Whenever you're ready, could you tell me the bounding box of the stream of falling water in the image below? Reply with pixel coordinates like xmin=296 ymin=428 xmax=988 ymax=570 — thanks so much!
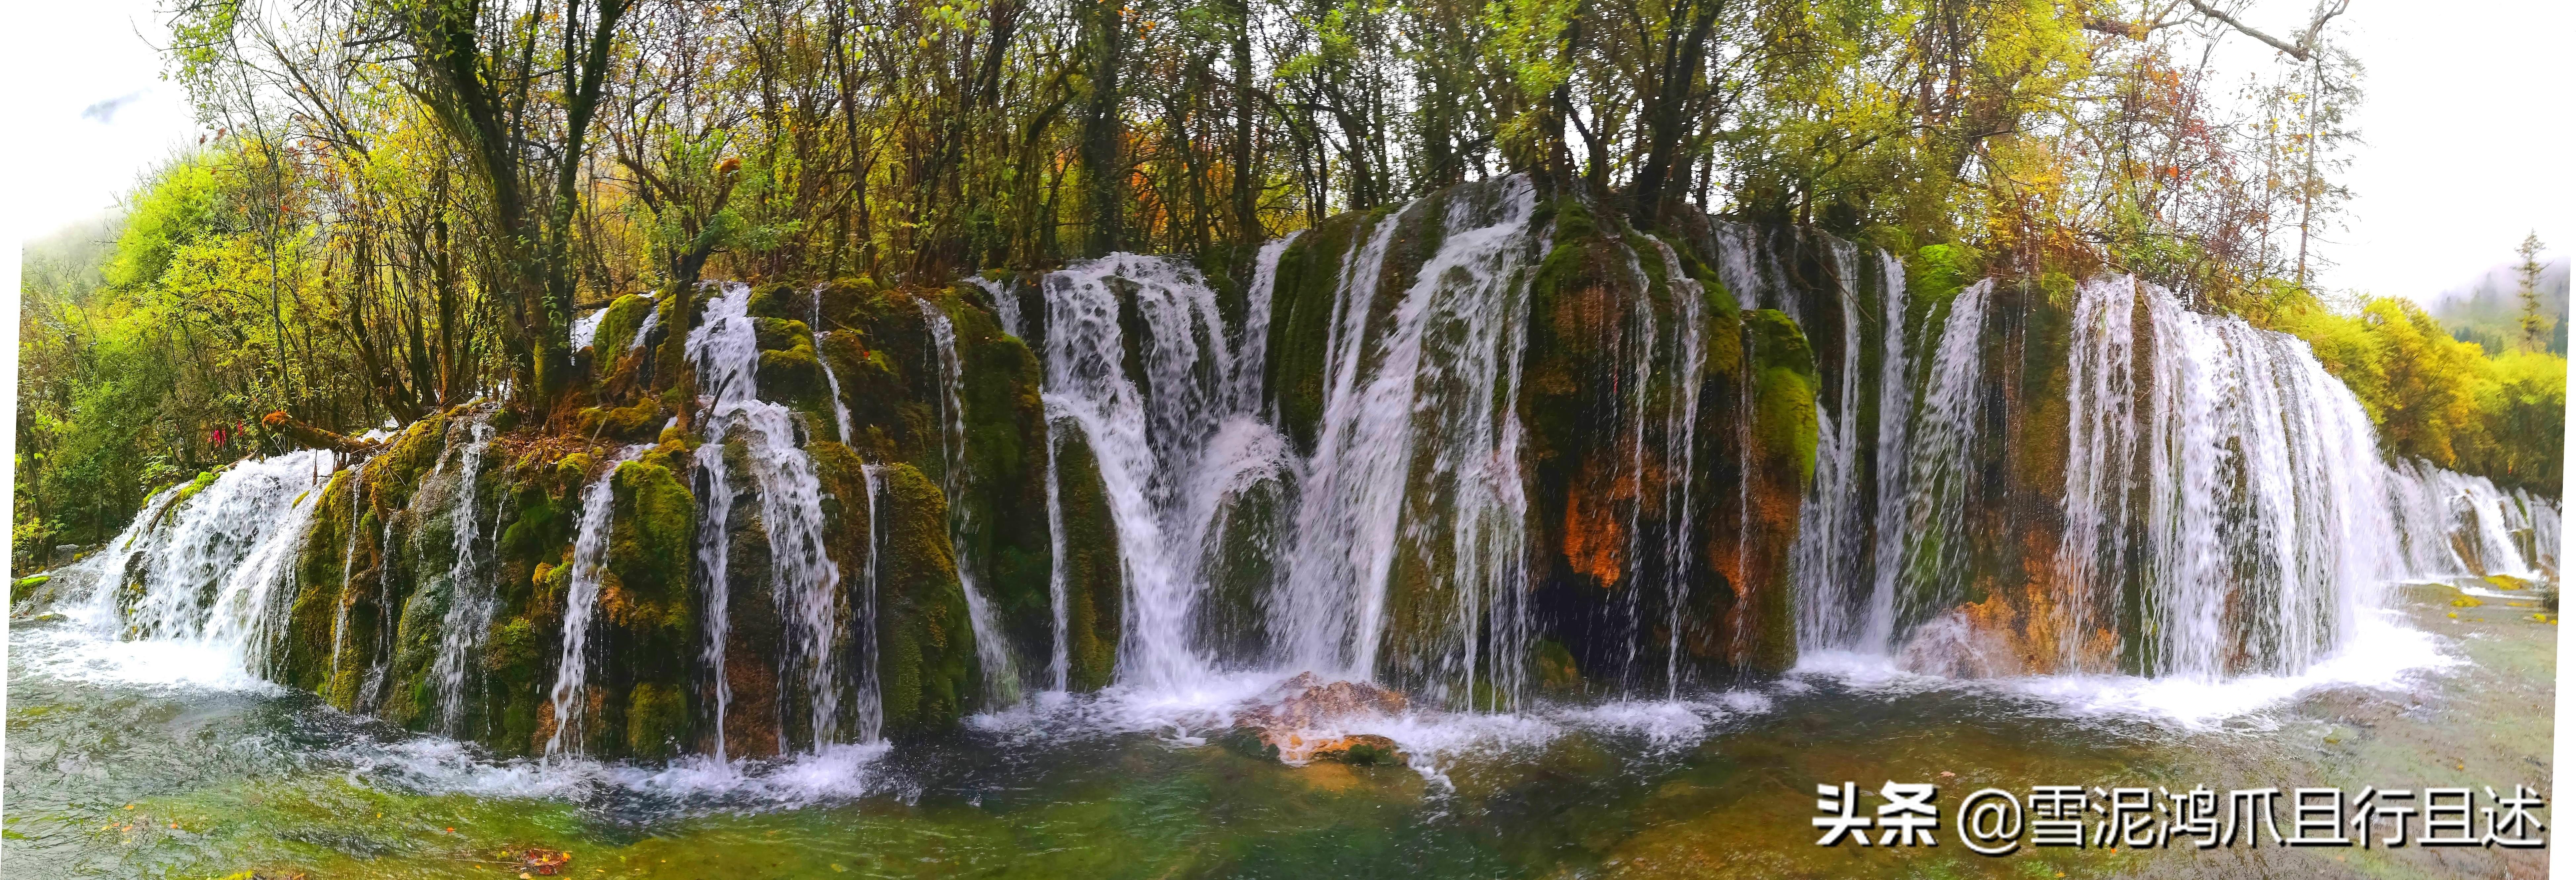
xmin=919 ymin=297 xmax=1026 ymax=705
xmin=1645 ymin=238 xmax=1708 ymax=699
xmin=693 ymin=435 xmax=738 ymax=757
xmin=106 ymin=451 xmax=340 ymax=670
xmin=431 ymin=410 xmax=498 ymax=734
xmin=1038 ymin=254 xmax=1264 ymax=691
xmin=546 ymin=444 xmax=653 ymax=759
xmin=1277 ymin=178 xmax=1541 ymax=696
xmin=1888 ymin=280 xmax=1996 ymax=651
xmin=690 ymin=281 xmax=864 ymax=750
xmin=812 ymin=286 xmax=855 ymax=442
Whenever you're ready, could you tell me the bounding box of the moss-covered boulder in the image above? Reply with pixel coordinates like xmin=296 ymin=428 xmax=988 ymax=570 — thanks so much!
xmin=870 ymin=463 xmax=979 ymax=736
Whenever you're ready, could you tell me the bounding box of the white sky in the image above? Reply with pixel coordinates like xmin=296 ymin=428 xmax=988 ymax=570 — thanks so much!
xmin=6 ymin=0 xmax=199 ymax=247
xmin=2317 ymin=1 xmax=2572 ymax=301
xmin=3 ymin=1 xmax=2568 ymax=302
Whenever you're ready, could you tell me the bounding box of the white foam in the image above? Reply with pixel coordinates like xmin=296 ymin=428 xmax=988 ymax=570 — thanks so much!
xmin=12 ymin=623 xmax=280 ymax=693
xmin=1795 ymin=609 xmax=2461 ymax=730
xmin=348 ymin=735 xmax=897 ymax=807
xmin=1554 ymin=691 xmax=1775 ymax=749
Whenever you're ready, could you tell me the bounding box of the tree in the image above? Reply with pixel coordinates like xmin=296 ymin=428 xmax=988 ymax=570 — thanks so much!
xmin=2517 ymin=231 xmax=2549 ymax=352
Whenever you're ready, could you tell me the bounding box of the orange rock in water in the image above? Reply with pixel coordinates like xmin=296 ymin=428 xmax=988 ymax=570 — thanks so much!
xmin=1231 ymin=674 xmax=1408 ymax=764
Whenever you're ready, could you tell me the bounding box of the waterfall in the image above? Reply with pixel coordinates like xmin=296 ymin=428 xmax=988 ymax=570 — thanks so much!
xmin=1888 ymin=281 xmax=1995 ymax=644
xmin=431 ymin=411 xmax=498 ymax=733
xmin=694 ymin=436 xmax=738 ymax=757
xmin=1041 ymin=419 xmax=1072 ymax=692
xmin=2388 ymin=457 xmax=2558 ymax=579
xmin=77 ymin=482 xmax=188 ymax=628
xmin=813 ymin=287 xmax=856 ymax=442
xmin=968 ymin=276 xmax=1024 ymax=340
xmin=2056 ymin=277 xmax=2140 ymax=670
xmin=2050 ymin=278 xmax=2418 ymax=678
xmin=547 ymin=443 xmax=653 ymax=758
xmin=688 ymin=281 xmax=859 ymax=749
xmin=1787 ymin=238 xmax=1869 ymax=654
xmin=571 ymin=308 xmax=607 ymax=350
xmin=1646 ymin=238 xmax=1708 ymax=698
xmin=853 ymin=463 xmax=887 ymax=741
xmin=918 ymin=297 xmax=1025 ymax=705
xmin=629 ymin=301 xmax=663 ymax=352
xmin=1037 ymin=253 xmax=1270 ymax=691
xmin=109 ymin=451 xmax=339 ymax=671
xmin=1236 ymin=232 xmax=1302 ymax=409
xmin=1863 ymin=250 xmax=1913 ymax=653
xmin=1277 ymin=178 xmax=1540 ymax=695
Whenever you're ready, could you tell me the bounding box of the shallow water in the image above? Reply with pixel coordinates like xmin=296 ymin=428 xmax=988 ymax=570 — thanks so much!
xmin=5 ymin=582 xmax=2551 ymax=879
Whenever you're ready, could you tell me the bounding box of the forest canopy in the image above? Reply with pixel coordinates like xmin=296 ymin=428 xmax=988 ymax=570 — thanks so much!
xmin=15 ymin=0 xmax=2565 ymax=564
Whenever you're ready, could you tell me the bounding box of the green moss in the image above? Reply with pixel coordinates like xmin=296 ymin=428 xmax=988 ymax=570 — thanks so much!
xmin=606 ymin=460 xmax=696 ymax=608
xmin=1909 ymin=243 xmax=1981 ymax=317
xmin=745 ymin=283 xmax=803 ymax=322
xmin=166 ymin=470 xmax=218 ymax=511
xmin=365 ymin=411 xmax=452 ymax=513
xmin=871 ymin=463 xmax=978 ymax=734
xmin=623 ymin=682 xmax=687 ymax=759
xmin=276 ymin=468 xmax=361 ymax=690
xmin=1262 ymin=210 xmax=1372 ymax=450
xmin=1746 ymin=309 xmax=1821 ymax=484
xmin=1051 ymin=433 xmax=1124 ymax=691
xmin=554 ymin=453 xmax=594 ymax=487
xmin=377 ymin=573 xmax=453 ymax=731
xmin=922 ymin=287 xmax=1057 ymax=671
xmin=573 ymin=397 xmax=667 ymax=443
xmin=591 ymin=293 xmax=654 ymax=354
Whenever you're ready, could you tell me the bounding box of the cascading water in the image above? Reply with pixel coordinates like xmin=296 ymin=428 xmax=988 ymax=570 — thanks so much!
xmin=968 ymin=275 xmax=1024 ymax=341
xmin=41 ymin=176 xmax=2568 ymax=804
xmin=1778 ymin=237 xmax=1870 ymax=655
xmin=1276 ymin=178 xmax=1541 ymax=698
xmin=1887 ymin=280 xmax=1996 ymax=650
xmin=2388 ymin=457 xmax=2559 ymax=579
xmin=1038 ymin=253 xmax=1283 ymax=691
xmin=1041 ymin=421 xmax=1073 ymax=693
xmin=1644 ymin=238 xmax=1709 ymax=698
xmin=77 ymin=482 xmax=188 ymax=630
xmin=919 ymin=297 xmax=1026 ymax=705
xmin=100 ymin=450 xmax=341 ymax=671
xmin=629 ymin=301 xmax=663 ymax=352
xmin=430 ymin=411 xmax=498 ymax=733
xmin=1864 ymin=250 xmax=1914 ymax=655
xmin=813 ymin=287 xmax=856 ymax=442
xmin=546 ymin=444 xmax=652 ymax=758
xmin=570 ymin=309 xmax=607 ymax=350
xmin=695 ymin=435 xmax=739 ymax=757
xmin=2049 ymin=277 xmax=2542 ymax=678
xmin=689 ymin=281 xmax=864 ymax=749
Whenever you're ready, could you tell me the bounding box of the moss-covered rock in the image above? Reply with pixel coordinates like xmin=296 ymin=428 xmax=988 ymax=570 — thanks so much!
xmin=871 ymin=463 xmax=978 ymax=736
xmin=592 ymin=293 xmax=655 ymax=355
xmin=1051 ymin=431 xmax=1124 ymax=691
xmin=1515 ymin=190 xmax=1813 ymax=690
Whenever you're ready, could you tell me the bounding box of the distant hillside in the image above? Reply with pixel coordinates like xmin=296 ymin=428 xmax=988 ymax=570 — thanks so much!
xmin=2429 ymin=256 xmax=2570 ymax=356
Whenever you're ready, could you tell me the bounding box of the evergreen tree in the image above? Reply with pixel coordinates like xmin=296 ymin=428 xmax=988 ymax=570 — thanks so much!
xmin=2518 ymin=231 xmax=2550 ymax=352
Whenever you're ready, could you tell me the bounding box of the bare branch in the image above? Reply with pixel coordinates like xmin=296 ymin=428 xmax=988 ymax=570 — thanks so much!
xmin=2179 ymin=0 xmax=2348 ymax=62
